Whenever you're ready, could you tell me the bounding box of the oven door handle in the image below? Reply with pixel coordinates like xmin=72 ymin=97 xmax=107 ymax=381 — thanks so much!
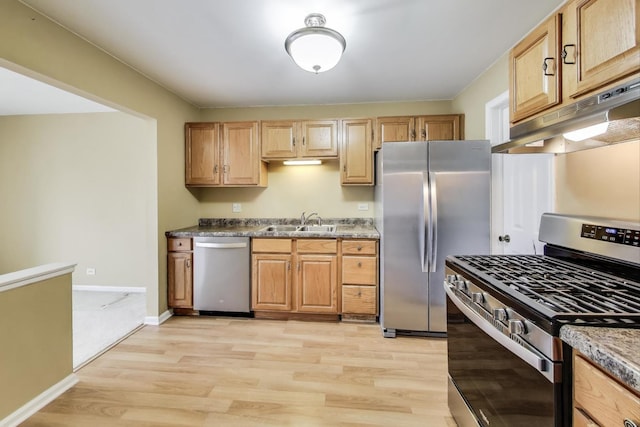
xmin=444 ymin=282 xmax=558 ymax=383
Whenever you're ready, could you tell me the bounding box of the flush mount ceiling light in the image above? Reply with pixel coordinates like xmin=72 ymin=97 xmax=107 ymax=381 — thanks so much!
xmin=284 ymin=13 xmax=346 ymax=74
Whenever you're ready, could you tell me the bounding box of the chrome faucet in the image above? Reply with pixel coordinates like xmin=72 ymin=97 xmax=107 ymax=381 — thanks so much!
xmin=300 ymin=211 xmax=321 ymax=225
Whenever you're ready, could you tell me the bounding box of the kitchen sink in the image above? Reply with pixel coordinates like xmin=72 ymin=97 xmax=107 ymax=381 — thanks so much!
xmin=297 ymin=225 xmax=336 ymax=232
xmin=259 ymin=224 xmax=336 ymax=233
xmin=259 ymin=225 xmax=300 ymax=232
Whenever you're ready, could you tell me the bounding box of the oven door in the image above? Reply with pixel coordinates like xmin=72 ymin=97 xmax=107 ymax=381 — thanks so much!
xmin=445 ymin=284 xmax=565 ymax=427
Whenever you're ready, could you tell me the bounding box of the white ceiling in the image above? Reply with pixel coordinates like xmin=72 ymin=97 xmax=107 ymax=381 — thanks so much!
xmin=12 ymin=0 xmax=565 ymax=110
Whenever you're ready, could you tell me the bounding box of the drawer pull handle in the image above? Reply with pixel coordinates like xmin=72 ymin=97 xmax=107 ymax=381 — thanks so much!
xmin=625 ymin=420 xmax=638 ymax=427
xmin=178 ymin=242 xmax=183 ymax=246
xmin=357 ymin=262 xmax=362 ymax=267
xmin=357 ymin=246 xmax=362 ymax=251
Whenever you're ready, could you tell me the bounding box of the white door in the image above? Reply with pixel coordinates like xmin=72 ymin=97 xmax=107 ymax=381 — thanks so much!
xmin=486 ymin=92 xmax=555 ymax=255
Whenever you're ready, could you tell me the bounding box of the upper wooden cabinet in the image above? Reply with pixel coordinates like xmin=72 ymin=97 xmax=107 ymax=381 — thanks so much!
xmin=510 ymin=0 xmax=639 ymax=124
xmin=185 ymin=121 xmax=267 ymax=187
xmin=261 ymin=120 xmax=338 ymax=160
xmin=376 ymin=114 xmax=464 ymax=149
xmin=510 ymin=14 xmax=562 ymax=123
xmin=567 ymin=0 xmax=640 ymax=98
xmin=340 ymin=118 xmax=374 ymax=186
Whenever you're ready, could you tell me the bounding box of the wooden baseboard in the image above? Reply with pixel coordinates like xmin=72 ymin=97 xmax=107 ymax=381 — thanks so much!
xmin=341 ymin=313 xmax=378 ymax=323
xmin=253 ymin=311 xmax=340 ymax=322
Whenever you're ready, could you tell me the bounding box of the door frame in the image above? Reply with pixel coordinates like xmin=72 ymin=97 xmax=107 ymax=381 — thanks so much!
xmin=486 ymin=91 xmax=509 ymax=254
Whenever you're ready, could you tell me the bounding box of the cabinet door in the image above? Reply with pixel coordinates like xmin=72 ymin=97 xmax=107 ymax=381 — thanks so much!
xmin=300 ymin=120 xmax=339 ymax=158
xmin=261 ymin=120 xmax=297 ymax=159
xmin=340 ymin=119 xmax=373 ymax=185
xmin=510 ymin=14 xmax=561 ymax=123
xmin=377 ymin=116 xmax=415 ymax=148
xmin=573 ymin=0 xmax=640 ymax=97
xmin=185 ymin=123 xmax=220 ymax=186
xmin=252 ymin=254 xmax=292 ymax=311
xmin=296 ymin=254 xmax=338 ymax=313
xmin=222 ymin=121 xmax=263 ymax=185
xmin=167 ymin=252 xmax=193 ymax=308
xmin=416 ymin=114 xmax=464 ymax=140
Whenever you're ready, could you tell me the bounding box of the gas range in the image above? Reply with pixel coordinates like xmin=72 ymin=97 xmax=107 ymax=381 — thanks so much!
xmin=444 ymin=213 xmax=640 ymax=427
xmin=447 ymin=253 xmax=640 ymax=334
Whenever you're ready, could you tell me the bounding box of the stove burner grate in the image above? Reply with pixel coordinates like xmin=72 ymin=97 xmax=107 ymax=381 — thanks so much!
xmin=454 ymin=255 xmax=640 ymax=316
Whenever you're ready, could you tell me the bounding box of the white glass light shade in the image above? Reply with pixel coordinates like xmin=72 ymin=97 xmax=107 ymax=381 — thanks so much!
xmin=563 ymin=122 xmax=609 ymax=141
xmin=285 ymin=14 xmax=346 ymax=74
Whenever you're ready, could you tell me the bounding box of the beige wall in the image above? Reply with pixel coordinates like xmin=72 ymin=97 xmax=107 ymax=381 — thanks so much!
xmin=0 ymin=273 xmax=73 ymax=419
xmin=0 ymin=0 xmax=202 ymax=316
xmin=554 ymin=141 xmax=640 ymax=221
xmin=0 ymin=113 xmax=153 ymax=288
xmin=452 ymin=53 xmax=509 ymax=139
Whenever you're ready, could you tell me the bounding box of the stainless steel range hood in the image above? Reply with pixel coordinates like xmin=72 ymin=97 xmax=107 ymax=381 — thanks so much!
xmin=493 ymin=78 xmax=640 ymax=154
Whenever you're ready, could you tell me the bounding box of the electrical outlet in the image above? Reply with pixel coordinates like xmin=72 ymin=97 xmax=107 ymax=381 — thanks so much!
xmin=86 ymin=267 xmax=96 ymax=276
xmin=358 ymin=203 xmax=369 ymax=211
xmin=232 ymin=203 xmax=242 ymax=213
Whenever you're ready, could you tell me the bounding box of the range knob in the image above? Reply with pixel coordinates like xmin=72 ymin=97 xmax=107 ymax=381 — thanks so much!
xmin=508 ymin=320 xmax=526 ymax=335
xmin=471 ymin=292 xmax=484 ymax=304
xmin=445 ymin=274 xmax=457 ymax=283
xmin=455 ymin=280 xmax=468 ymax=292
xmin=493 ymin=308 xmax=508 ymax=322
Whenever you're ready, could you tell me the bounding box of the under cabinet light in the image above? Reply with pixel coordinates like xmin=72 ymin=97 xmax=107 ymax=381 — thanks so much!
xmin=283 ymin=159 xmax=322 ymax=166
xmin=563 ymin=122 xmax=609 ymax=141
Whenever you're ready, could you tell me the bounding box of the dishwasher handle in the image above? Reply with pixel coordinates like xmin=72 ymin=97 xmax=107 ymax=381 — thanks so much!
xmin=195 ymin=242 xmax=248 ymax=249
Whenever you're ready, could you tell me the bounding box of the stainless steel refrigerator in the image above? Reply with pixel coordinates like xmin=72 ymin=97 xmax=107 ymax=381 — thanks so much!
xmin=374 ymin=140 xmax=491 ymax=337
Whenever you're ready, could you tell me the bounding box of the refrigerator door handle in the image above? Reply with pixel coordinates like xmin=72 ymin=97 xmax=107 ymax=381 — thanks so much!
xmin=420 ymin=172 xmax=428 ymax=273
xmin=428 ymin=171 xmax=438 ymax=272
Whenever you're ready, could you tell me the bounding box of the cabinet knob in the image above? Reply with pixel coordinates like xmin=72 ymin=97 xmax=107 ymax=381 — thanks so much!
xmin=357 ymin=246 xmax=362 ymax=251
xmin=357 ymin=262 xmax=362 ymax=267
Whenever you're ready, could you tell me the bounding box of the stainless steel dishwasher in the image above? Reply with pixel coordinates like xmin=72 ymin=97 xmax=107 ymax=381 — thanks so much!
xmin=193 ymin=236 xmax=250 ymax=313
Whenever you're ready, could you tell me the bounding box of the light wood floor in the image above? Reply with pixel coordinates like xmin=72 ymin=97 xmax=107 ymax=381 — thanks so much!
xmin=23 ymin=316 xmax=455 ymax=426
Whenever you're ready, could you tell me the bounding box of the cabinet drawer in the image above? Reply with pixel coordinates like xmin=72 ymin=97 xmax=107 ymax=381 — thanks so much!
xmin=342 ymin=285 xmax=377 ymax=314
xmin=342 ymin=256 xmax=377 ymax=285
xmin=296 ymin=239 xmax=337 ymax=254
xmin=252 ymin=238 xmax=292 ymax=253
xmin=168 ymin=238 xmax=192 ymax=251
xmin=574 ymin=354 xmax=640 ymax=427
xmin=342 ymin=240 xmax=377 ymax=255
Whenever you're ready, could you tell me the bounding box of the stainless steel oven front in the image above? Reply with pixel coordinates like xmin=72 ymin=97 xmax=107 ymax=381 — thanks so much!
xmin=444 ymin=269 xmax=570 ymax=427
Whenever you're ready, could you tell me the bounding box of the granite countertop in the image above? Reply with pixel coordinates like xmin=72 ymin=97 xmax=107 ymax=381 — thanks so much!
xmin=165 ymin=218 xmax=380 ymax=240
xmin=560 ymin=325 xmax=640 ymax=392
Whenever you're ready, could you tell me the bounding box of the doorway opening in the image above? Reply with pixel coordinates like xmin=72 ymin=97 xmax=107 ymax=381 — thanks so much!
xmin=486 ymin=91 xmax=555 ymax=255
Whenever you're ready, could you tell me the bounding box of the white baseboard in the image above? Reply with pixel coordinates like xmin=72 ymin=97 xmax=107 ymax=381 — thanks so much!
xmin=73 ymin=285 xmax=146 ymax=293
xmin=144 ymin=309 xmax=172 ymax=326
xmin=0 ymin=373 xmax=78 ymax=427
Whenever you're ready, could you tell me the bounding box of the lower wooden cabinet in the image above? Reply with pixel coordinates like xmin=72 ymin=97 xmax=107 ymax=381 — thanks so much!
xmin=340 ymin=240 xmax=378 ymax=319
xmin=252 ymin=238 xmax=338 ymax=315
xmin=573 ymin=350 xmax=640 ymax=427
xmin=167 ymin=238 xmax=193 ymax=309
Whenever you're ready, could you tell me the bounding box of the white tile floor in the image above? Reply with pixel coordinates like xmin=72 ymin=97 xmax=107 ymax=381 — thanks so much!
xmin=72 ymin=290 xmax=146 ymax=369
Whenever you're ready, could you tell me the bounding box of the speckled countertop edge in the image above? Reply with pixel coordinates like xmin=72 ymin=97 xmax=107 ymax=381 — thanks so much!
xmin=165 ymin=218 xmax=380 ymax=240
xmin=560 ymin=325 xmax=640 ymax=392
